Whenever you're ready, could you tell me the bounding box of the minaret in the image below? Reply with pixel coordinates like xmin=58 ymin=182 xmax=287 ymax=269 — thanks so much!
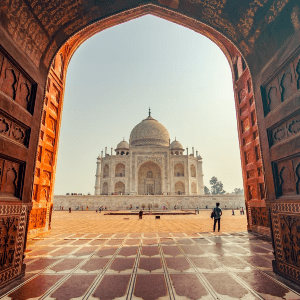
xmin=94 ymin=155 xmax=101 ymax=195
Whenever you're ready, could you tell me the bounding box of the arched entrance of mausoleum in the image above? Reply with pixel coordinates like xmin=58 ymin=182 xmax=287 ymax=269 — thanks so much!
xmin=138 ymin=161 xmax=162 ymax=195
xmin=0 ymin=0 xmax=299 ymax=287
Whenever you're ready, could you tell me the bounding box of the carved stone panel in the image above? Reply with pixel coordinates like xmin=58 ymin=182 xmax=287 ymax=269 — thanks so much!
xmin=0 ymin=204 xmax=27 ymax=288
xmin=137 ymin=156 xmax=163 ymax=167
xmin=273 ymin=155 xmax=300 ymax=197
xmin=251 ymin=207 xmax=269 ymax=227
xmin=271 ymin=203 xmax=300 ymax=282
xmin=268 ymin=112 xmax=300 ymax=146
xmin=0 ymin=111 xmax=30 ymax=147
xmin=28 ymin=208 xmax=47 ymax=231
xmin=279 ymin=214 xmax=300 ymax=268
xmin=261 ymin=51 xmax=300 ymax=117
xmin=0 ymin=47 xmax=36 ymax=114
xmin=0 ymin=156 xmax=25 ymax=199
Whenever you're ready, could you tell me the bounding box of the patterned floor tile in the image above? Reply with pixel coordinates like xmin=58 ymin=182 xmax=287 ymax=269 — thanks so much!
xmin=134 ymin=274 xmax=168 ymax=300
xmin=80 ymin=258 xmax=110 ymax=272
xmin=7 ymin=275 xmax=64 ymax=300
xmin=139 ymin=258 xmax=162 ymax=272
xmin=50 ymin=275 xmax=96 ymax=300
xmin=190 ymin=257 xmax=221 ymax=271
xmin=171 ymin=274 xmax=209 ymax=299
xmin=162 ymin=246 xmax=182 ymax=257
xmin=49 ymin=258 xmax=84 ymax=272
xmin=96 ymin=247 xmax=118 ymax=257
xmin=92 ymin=275 xmax=131 ymax=300
xmin=72 ymin=246 xmax=98 ymax=256
xmin=109 ymin=258 xmax=135 ymax=273
xmin=26 ymin=258 xmax=58 ymax=272
xmin=118 ymin=246 xmax=138 ymax=257
xmin=165 ymin=257 xmax=192 ymax=272
xmin=204 ymin=272 xmax=254 ymax=299
xmin=141 ymin=246 xmax=159 ymax=257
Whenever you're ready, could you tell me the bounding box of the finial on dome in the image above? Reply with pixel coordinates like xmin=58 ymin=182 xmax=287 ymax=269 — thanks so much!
xmin=149 ymin=107 xmax=151 ymax=117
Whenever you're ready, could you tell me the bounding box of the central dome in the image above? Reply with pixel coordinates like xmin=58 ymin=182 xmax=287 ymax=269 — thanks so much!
xmin=130 ymin=115 xmax=170 ymax=147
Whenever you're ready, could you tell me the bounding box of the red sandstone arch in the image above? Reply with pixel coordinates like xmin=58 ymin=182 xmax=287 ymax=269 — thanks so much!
xmin=32 ymin=3 xmax=266 ymax=243
xmin=34 ymin=6 xmax=265 ymax=237
xmin=1 ymin=0 xmax=299 ymax=286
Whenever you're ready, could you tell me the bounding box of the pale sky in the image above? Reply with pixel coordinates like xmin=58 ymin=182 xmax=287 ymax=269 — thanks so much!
xmin=54 ymin=15 xmax=243 ymax=195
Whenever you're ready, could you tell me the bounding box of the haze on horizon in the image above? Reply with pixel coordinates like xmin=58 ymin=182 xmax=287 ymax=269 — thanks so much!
xmin=54 ymin=15 xmax=244 ymax=195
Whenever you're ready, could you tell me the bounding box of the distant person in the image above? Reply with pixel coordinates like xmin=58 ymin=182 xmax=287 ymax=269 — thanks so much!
xmin=197 ymin=207 xmax=199 ymax=214
xmin=139 ymin=210 xmax=143 ymax=219
xmin=69 ymin=207 xmax=71 ymax=213
xmin=212 ymin=202 xmax=222 ymax=232
xmin=242 ymin=207 xmax=245 ymax=215
xmin=62 ymin=206 xmax=63 ymax=211
xmin=232 ymin=209 xmax=235 ymax=216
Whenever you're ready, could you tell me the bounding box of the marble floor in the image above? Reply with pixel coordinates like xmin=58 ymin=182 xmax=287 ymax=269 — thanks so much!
xmin=1 ymin=211 xmax=300 ymax=299
xmin=1 ymin=231 xmax=300 ymax=299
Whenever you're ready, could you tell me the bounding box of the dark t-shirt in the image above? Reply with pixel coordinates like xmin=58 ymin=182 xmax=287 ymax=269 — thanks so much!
xmin=214 ymin=207 xmax=222 ymax=219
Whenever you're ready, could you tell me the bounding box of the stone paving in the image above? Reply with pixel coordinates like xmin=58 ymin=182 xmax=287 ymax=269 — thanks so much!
xmin=1 ymin=211 xmax=300 ymax=299
xmin=47 ymin=210 xmax=248 ymax=234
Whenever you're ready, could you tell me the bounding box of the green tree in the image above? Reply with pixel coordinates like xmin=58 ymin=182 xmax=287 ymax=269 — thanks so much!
xmin=204 ymin=186 xmax=210 ymax=195
xmin=233 ymin=188 xmax=244 ymax=194
xmin=209 ymin=176 xmax=226 ymax=194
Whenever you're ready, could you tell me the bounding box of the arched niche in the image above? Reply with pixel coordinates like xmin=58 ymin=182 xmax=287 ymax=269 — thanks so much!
xmin=103 ymin=164 xmax=109 ymax=178
xmin=174 ymin=163 xmax=184 ymax=177
xmin=115 ymin=163 xmax=125 ymax=177
xmin=175 ymin=181 xmax=185 ymax=195
xmin=138 ymin=161 xmax=161 ymax=195
xmin=115 ymin=181 xmax=125 ymax=195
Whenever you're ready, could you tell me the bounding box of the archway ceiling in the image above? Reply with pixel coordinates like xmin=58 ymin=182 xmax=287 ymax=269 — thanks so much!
xmin=1 ymin=0 xmax=298 ymax=72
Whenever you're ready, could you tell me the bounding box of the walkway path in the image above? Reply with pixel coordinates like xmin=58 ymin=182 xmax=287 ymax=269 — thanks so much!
xmin=1 ymin=211 xmax=300 ymax=299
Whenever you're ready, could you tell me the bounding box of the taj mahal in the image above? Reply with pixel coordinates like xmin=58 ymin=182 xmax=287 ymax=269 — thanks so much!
xmin=54 ymin=110 xmax=245 ymax=210
xmin=94 ymin=110 xmax=204 ymax=196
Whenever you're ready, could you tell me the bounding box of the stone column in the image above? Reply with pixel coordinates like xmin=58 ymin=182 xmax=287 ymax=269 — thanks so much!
xmin=186 ymin=148 xmax=190 ymax=195
xmin=197 ymin=156 xmax=204 ymax=195
xmin=94 ymin=156 xmax=101 ymax=195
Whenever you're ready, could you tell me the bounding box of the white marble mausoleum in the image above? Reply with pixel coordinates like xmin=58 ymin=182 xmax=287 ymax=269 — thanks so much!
xmin=94 ymin=110 xmax=204 ymax=196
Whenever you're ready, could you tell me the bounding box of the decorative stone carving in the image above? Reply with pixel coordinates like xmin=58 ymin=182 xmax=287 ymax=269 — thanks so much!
xmin=0 ymin=112 xmax=29 ymax=147
xmin=0 ymin=47 xmax=36 ymax=113
xmin=251 ymin=207 xmax=269 ymax=227
xmin=268 ymin=113 xmax=300 ymax=146
xmin=273 ymin=157 xmax=300 ymax=197
xmin=0 ymin=157 xmax=24 ymax=199
xmin=28 ymin=208 xmax=47 ymax=230
xmin=0 ymin=204 xmax=27 ymax=287
xmin=137 ymin=156 xmax=163 ymax=166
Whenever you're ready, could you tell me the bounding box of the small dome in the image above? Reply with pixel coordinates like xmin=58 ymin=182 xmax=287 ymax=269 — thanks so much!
xmin=130 ymin=115 xmax=170 ymax=147
xmin=170 ymin=139 xmax=184 ymax=150
xmin=116 ymin=140 xmax=129 ymax=149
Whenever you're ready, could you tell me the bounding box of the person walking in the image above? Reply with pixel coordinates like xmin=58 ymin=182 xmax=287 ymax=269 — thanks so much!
xmin=212 ymin=202 xmax=222 ymax=232
xmin=232 ymin=209 xmax=235 ymax=216
xmin=139 ymin=209 xmax=143 ymax=219
xmin=69 ymin=207 xmax=71 ymax=213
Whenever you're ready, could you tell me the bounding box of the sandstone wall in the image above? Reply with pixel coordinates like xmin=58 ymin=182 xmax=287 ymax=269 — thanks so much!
xmin=54 ymin=194 xmax=245 ymax=210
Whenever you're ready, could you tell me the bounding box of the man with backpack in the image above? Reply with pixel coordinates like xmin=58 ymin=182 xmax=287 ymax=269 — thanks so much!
xmin=211 ymin=202 xmax=222 ymax=232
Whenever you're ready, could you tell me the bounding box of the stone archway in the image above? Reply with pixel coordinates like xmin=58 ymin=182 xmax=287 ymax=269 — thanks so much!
xmin=138 ymin=161 xmax=161 ymax=195
xmin=114 ymin=181 xmax=125 ymax=195
xmin=175 ymin=181 xmax=185 ymax=195
xmin=0 ymin=0 xmax=299 ymax=287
